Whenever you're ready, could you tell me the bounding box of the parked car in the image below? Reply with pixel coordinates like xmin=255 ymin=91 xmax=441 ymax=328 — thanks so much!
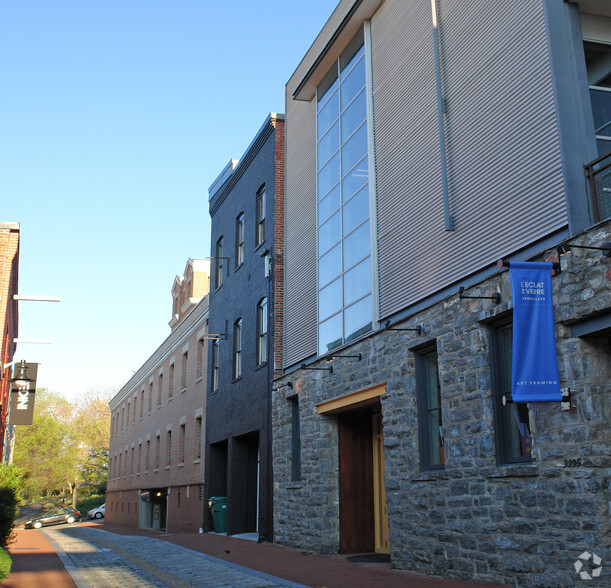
xmin=24 ymin=507 xmax=81 ymax=529
xmin=87 ymin=503 xmax=105 ymax=519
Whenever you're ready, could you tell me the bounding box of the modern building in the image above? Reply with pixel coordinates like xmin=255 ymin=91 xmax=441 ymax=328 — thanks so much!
xmin=107 ymin=259 xmax=210 ymax=533
xmin=272 ymin=1 xmax=610 ymax=585
xmin=0 ymin=222 xmax=20 ymax=463
xmin=204 ymin=113 xmax=285 ymax=540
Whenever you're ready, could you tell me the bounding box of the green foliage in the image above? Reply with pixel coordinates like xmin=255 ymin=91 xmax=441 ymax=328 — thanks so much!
xmin=12 ymin=388 xmax=113 ymax=504
xmin=0 ymin=546 xmax=11 ymax=580
xmin=77 ymin=494 xmax=104 ymax=514
xmin=0 ymin=465 xmax=25 ymax=504
xmin=0 ymin=487 xmax=18 ymax=549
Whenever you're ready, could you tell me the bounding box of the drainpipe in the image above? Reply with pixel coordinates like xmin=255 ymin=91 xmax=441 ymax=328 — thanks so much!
xmin=431 ymin=0 xmax=453 ymax=231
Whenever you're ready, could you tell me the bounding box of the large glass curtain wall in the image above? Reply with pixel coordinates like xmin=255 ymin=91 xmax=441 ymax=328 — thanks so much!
xmin=316 ymin=29 xmax=373 ymax=356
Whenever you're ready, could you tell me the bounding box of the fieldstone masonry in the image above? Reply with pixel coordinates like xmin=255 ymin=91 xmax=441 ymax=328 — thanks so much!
xmin=273 ymin=222 xmax=610 ymax=587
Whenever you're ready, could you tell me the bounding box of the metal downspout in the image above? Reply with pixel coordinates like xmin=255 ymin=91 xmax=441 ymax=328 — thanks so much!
xmin=431 ymin=0 xmax=453 ymax=231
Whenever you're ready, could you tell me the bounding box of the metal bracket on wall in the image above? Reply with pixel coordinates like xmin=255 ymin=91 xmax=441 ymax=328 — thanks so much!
xmin=329 ymin=353 xmax=362 ymax=361
xmin=271 ymin=381 xmax=293 ymax=392
xmin=497 ymin=258 xmax=561 ymax=275
xmin=384 ymin=320 xmax=423 ymax=336
xmin=300 ymin=363 xmax=333 ymax=373
xmin=557 ymin=242 xmax=611 ymax=258
xmin=458 ymin=286 xmax=501 ymax=305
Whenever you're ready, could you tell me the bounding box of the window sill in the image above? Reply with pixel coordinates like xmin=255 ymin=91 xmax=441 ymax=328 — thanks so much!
xmin=192 ymin=458 xmax=201 ymax=464
xmin=196 ymin=376 xmax=203 ymax=384
xmin=168 ymin=396 xmax=173 ymax=402
xmin=483 ymin=463 xmax=538 ymax=478
xmin=284 ymin=481 xmax=302 ymax=490
xmin=235 ymin=262 xmax=244 ymax=272
xmin=408 ymin=470 xmax=449 ymax=482
xmin=165 ymin=465 xmax=171 ymax=471
xmin=232 ymin=376 xmax=242 ymax=384
xmin=255 ymin=362 xmax=268 ymax=372
xmin=177 ymin=462 xmax=184 ymax=468
xmin=180 ymin=388 xmax=186 ymax=394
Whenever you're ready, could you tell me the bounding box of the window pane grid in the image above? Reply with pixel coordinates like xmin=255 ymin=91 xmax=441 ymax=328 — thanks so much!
xmin=316 ymin=29 xmax=371 ymax=355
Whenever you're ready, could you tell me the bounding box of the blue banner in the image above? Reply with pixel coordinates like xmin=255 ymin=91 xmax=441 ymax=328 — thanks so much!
xmin=509 ymin=261 xmax=561 ymax=402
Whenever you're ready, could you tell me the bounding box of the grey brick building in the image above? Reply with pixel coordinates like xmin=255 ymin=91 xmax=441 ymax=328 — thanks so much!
xmin=205 ymin=114 xmax=285 ymax=540
xmin=273 ymin=1 xmax=610 ymax=586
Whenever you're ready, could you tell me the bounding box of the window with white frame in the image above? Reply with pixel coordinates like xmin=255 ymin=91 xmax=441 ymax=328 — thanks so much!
xmin=256 ymin=186 xmax=266 ymax=246
xmin=215 ymin=237 xmax=224 ymax=289
xmin=233 ymin=318 xmax=242 ymax=379
xmin=212 ymin=339 xmax=219 ymax=391
xmin=257 ymin=297 xmax=268 ymax=365
xmin=236 ymin=212 xmax=245 ymax=267
xmin=316 ymin=28 xmax=373 ymax=356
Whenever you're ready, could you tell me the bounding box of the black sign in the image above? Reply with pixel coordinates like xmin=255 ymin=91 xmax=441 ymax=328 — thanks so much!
xmin=8 ymin=362 xmax=38 ymax=426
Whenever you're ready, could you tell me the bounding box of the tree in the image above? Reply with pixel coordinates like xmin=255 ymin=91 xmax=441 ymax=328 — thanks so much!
xmin=12 ymin=388 xmax=113 ymax=505
xmin=0 ymin=464 xmax=26 ymax=548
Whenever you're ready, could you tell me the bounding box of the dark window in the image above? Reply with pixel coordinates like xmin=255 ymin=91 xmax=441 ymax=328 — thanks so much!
xmin=179 ymin=424 xmax=185 ymax=464
xmin=166 ymin=431 xmax=172 ymax=467
xmin=197 ymin=338 xmax=205 ymax=379
xmin=256 ymin=187 xmax=266 ymax=246
xmin=584 ymin=41 xmax=611 ymax=157
xmin=181 ymin=352 xmax=188 ymax=390
xmin=489 ymin=322 xmax=532 ymax=464
xmin=194 ymin=416 xmax=202 ymax=460
xmin=290 ymin=396 xmax=301 ymax=481
xmin=415 ymin=346 xmax=445 ymax=470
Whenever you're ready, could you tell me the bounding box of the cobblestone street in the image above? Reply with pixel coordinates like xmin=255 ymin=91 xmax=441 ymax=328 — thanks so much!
xmin=41 ymin=526 xmax=305 ymax=588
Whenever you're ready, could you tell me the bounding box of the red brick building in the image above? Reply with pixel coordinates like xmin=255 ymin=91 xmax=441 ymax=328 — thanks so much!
xmin=0 ymin=222 xmax=20 ymax=463
xmin=107 ymin=259 xmax=210 ymax=532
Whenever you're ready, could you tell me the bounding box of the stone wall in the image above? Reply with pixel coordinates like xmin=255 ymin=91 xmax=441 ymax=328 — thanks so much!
xmin=273 ymin=222 xmax=610 ymax=587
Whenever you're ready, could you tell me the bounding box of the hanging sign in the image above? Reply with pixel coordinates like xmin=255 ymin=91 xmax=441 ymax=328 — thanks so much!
xmin=509 ymin=261 xmax=561 ymax=402
xmin=8 ymin=362 xmax=38 ymax=425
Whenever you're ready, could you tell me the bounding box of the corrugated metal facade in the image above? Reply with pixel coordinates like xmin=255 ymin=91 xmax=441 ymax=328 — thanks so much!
xmin=372 ymin=0 xmax=567 ymax=318
xmin=284 ymin=0 xmax=569 ymax=368
xmin=283 ymin=96 xmax=318 ymax=367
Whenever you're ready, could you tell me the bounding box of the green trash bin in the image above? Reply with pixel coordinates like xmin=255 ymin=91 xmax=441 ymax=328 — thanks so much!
xmin=208 ymin=496 xmax=227 ymax=533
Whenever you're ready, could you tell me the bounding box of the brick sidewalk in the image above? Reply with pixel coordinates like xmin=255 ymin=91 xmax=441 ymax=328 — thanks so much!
xmin=3 ymin=528 xmax=75 ymax=588
xmin=3 ymin=521 xmax=507 ymax=587
xmin=94 ymin=521 xmax=506 ymax=588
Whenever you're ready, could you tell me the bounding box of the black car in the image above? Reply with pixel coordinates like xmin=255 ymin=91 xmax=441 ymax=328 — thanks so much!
xmin=24 ymin=507 xmax=81 ymax=529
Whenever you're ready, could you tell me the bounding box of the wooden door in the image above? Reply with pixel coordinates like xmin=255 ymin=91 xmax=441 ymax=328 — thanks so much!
xmin=338 ymin=409 xmax=374 ymax=553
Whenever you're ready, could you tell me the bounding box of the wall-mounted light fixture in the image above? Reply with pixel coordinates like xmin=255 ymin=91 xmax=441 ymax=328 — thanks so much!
xmin=458 ymin=286 xmax=501 ymax=305
xmin=329 ymin=353 xmax=362 ymax=361
xmin=557 ymin=242 xmax=611 ymax=258
xmin=11 ymin=360 xmax=31 ymax=389
xmin=272 ymin=381 xmax=293 ymax=392
xmin=384 ymin=320 xmax=423 ymax=336
xmin=300 ymin=363 xmax=333 ymax=373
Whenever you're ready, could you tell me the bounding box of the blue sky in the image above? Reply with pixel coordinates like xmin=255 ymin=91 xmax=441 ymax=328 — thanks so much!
xmin=1 ymin=0 xmax=338 ymax=399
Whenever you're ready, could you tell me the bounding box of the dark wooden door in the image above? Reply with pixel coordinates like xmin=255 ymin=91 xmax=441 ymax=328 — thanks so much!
xmin=338 ymin=409 xmax=374 ymax=553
